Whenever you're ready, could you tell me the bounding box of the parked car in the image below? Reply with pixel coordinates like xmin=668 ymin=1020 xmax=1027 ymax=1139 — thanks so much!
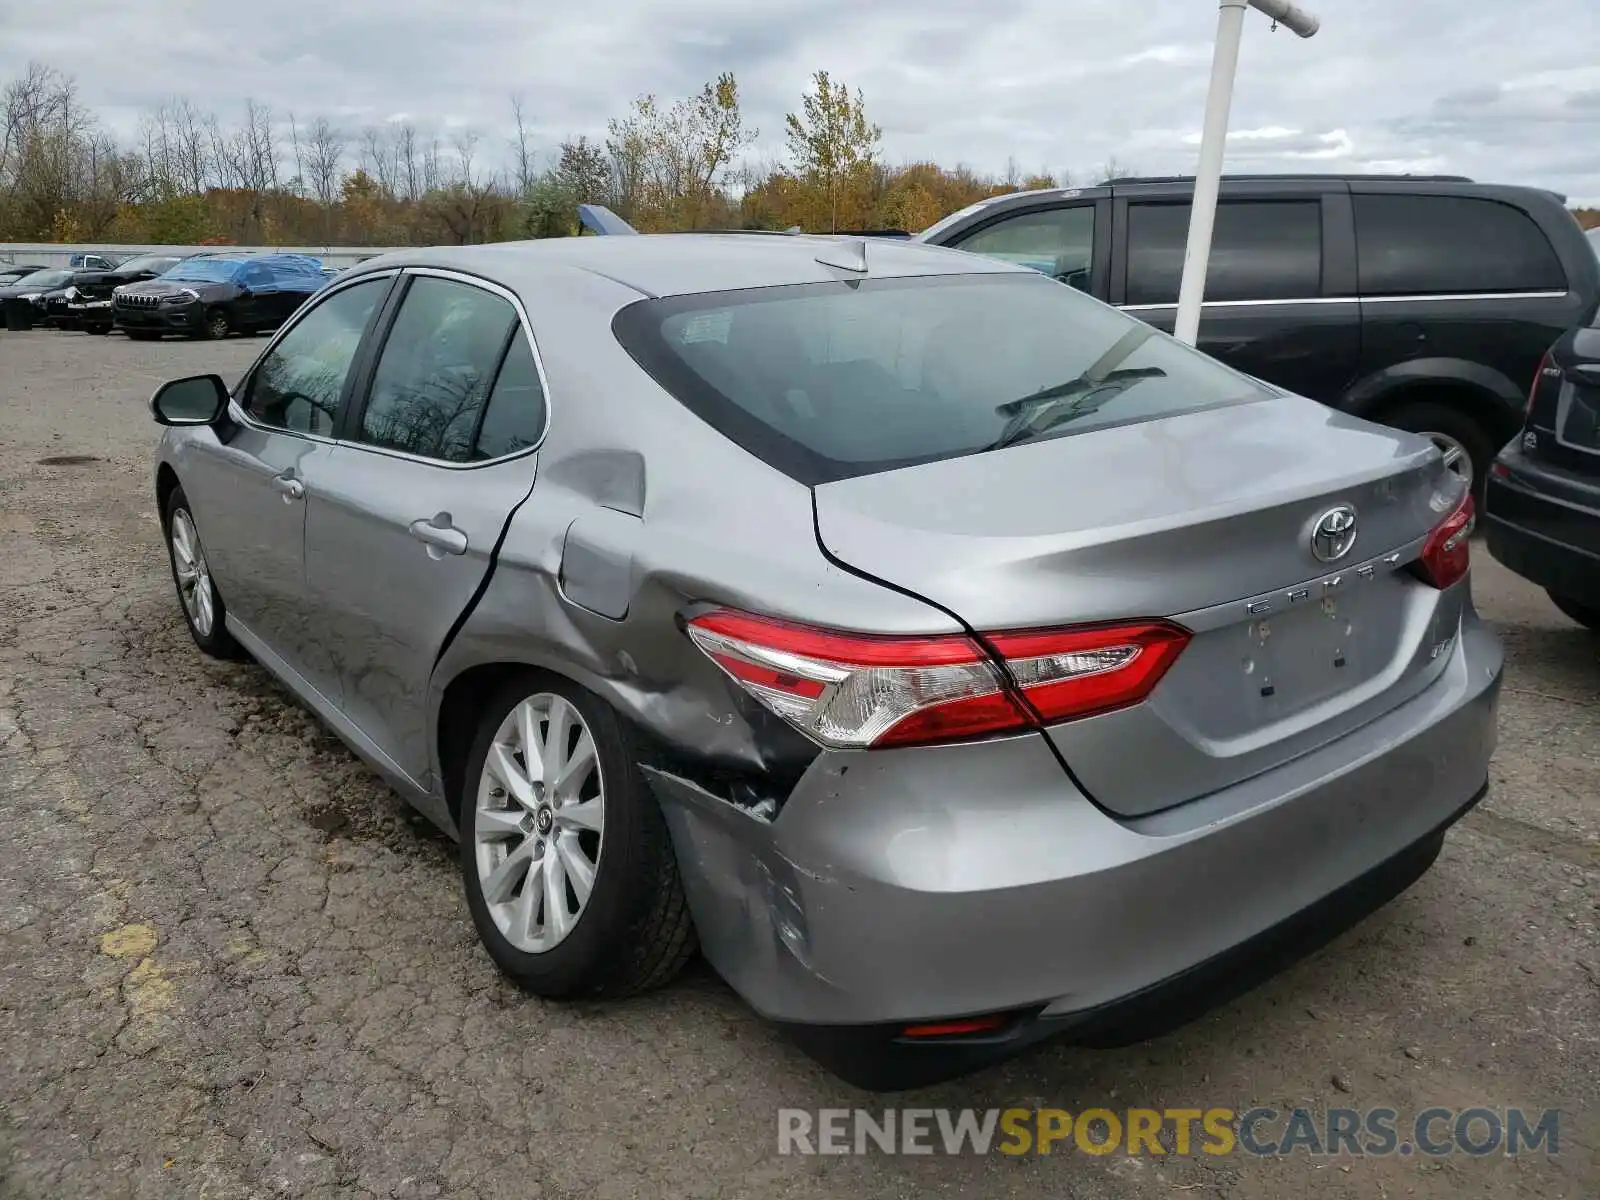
xmin=64 ymin=253 xmax=192 ymax=334
xmin=113 ymin=252 xmax=327 ymax=340
xmin=917 ymin=174 xmax=1600 ymax=504
xmin=67 ymin=251 xmax=129 ymax=270
xmin=145 ymin=235 xmax=1500 ymax=1089
xmin=0 ymin=268 xmax=75 ymax=331
xmin=0 ymin=265 xmax=50 ymax=287
xmin=1483 ymin=310 xmax=1600 ymax=626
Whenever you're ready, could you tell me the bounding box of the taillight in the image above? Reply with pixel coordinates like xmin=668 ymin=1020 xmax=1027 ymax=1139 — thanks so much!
xmin=1526 ymin=349 xmax=1554 ymax=419
xmin=685 ymin=609 xmax=1190 ymax=750
xmin=1413 ymin=493 xmax=1475 ymax=589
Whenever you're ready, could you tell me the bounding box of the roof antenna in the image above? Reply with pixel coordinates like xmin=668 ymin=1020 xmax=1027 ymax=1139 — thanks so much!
xmin=814 ymin=237 xmax=868 ymax=274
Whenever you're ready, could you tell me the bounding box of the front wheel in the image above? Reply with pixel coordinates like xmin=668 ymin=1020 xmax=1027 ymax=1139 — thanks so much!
xmin=201 ymin=308 xmax=230 ymax=340
xmin=1547 ymin=591 xmax=1600 ymax=632
xmin=162 ymin=487 xmax=244 ymax=660
xmin=458 ymin=677 xmax=696 ymax=999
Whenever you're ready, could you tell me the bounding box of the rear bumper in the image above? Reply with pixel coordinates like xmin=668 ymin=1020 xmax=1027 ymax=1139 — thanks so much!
xmin=649 ymin=609 xmax=1501 ymax=1078
xmin=1485 ymin=444 xmax=1600 ymax=604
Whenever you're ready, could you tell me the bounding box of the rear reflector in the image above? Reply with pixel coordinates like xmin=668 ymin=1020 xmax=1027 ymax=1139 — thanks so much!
xmin=900 ymin=1015 xmax=1011 ymax=1039
xmin=1413 ymin=493 xmax=1474 ymax=590
xmin=685 ymin=609 xmax=1190 ymax=750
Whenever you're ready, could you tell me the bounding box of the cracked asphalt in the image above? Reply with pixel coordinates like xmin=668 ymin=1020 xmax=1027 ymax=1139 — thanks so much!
xmin=0 ymin=328 xmax=1596 ymax=1199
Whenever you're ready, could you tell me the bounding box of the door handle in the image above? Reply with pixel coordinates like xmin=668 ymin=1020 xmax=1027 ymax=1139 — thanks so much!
xmin=408 ymin=514 xmax=468 ymax=557
xmin=271 ymin=474 xmax=305 ymax=501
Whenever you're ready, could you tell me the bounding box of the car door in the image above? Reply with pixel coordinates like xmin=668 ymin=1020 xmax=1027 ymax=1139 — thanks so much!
xmin=301 ymin=269 xmax=549 ymax=785
xmin=942 ymin=199 xmax=1111 ymax=300
xmin=178 ymin=274 xmax=394 ymax=694
xmin=1111 ymin=183 xmax=1361 ymax=402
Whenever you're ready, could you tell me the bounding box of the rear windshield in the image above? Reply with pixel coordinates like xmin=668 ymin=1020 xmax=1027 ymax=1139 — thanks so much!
xmin=612 ymin=272 xmax=1274 ymax=484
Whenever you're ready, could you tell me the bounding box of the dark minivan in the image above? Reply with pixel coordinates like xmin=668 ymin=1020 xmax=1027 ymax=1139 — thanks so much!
xmin=917 ymin=174 xmax=1600 ymax=502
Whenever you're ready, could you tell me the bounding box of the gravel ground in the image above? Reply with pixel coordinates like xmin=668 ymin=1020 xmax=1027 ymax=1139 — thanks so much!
xmin=0 ymin=328 xmax=1595 ymax=1199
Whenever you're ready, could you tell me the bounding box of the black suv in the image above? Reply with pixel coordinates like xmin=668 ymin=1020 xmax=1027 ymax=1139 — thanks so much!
xmin=112 ymin=251 xmax=327 ymax=340
xmin=917 ymin=174 xmax=1600 ymax=501
xmin=62 ymin=253 xmax=191 ymax=333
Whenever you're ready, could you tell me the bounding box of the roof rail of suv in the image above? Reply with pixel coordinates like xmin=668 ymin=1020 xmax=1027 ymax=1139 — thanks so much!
xmin=1105 ymin=173 xmax=1477 ymax=185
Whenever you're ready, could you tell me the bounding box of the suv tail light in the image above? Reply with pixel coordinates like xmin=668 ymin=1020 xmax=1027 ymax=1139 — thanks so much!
xmin=1527 ymin=349 xmax=1554 ymax=419
xmin=685 ymin=609 xmax=1190 ymax=750
xmin=1412 ymin=493 xmax=1475 ymax=590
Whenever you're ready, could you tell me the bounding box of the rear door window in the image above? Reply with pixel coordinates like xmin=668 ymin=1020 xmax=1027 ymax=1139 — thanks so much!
xmin=1354 ymin=195 xmax=1566 ymax=295
xmin=1126 ymin=200 xmax=1323 ymax=305
xmin=354 ymin=276 xmax=523 ymax=462
xmin=613 ymin=273 xmax=1274 ymax=485
xmin=952 ymin=206 xmax=1096 ymax=291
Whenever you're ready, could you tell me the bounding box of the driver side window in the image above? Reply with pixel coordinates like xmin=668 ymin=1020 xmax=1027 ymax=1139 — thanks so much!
xmin=954 ymin=205 xmax=1096 ymax=292
xmin=243 ymin=278 xmax=387 ymax=436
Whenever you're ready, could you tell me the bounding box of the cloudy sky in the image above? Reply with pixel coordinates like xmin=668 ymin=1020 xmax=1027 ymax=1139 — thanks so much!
xmin=4 ymin=0 xmax=1598 ymax=204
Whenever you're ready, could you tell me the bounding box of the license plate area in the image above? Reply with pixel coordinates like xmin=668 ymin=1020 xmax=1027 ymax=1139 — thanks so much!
xmin=1158 ymin=572 xmax=1413 ymax=741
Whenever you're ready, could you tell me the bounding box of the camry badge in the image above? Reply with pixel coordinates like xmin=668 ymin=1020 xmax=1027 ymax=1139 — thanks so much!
xmin=1310 ymin=505 xmax=1358 ymax=564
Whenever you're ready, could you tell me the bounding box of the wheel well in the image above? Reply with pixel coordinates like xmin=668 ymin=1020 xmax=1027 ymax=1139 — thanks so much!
xmin=437 ymin=662 xmax=533 ymax=823
xmin=1365 ymin=382 xmax=1519 ymax=446
xmin=155 ymin=464 xmax=180 ymax=529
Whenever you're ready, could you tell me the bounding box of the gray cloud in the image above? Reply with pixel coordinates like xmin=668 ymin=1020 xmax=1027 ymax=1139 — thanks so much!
xmin=3 ymin=0 xmax=1597 ymax=204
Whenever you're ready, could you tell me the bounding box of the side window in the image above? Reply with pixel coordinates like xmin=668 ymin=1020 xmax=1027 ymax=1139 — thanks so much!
xmin=473 ymin=331 xmax=547 ymax=460
xmin=356 ymin=276 xmax=519 ymax=462
xmin=1126 ymin=200 xmax=1323 ymax=306
xmin=954 ymin=206 xmax=1096 ymax=291
xmin=1354 ymin=195 xmax=1566 ymax=295
xmin=243 ymin=278 xmax=387 ymax=436
xmin=239 ymin=263 xmax=272 ymax=290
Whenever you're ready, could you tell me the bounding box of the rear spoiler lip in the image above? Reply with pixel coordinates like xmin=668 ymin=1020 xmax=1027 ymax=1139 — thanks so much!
xmin=573 ymin=205 xmax=911 ymax=240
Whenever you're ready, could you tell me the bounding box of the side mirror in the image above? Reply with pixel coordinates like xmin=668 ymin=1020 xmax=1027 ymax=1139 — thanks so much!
xmin=150 ymin=374 xmax=230 ymax=426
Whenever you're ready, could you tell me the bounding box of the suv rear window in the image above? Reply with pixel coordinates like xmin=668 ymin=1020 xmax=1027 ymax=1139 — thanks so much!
xmin=1354 ymin=195 xmax=1566 ymax=296
xmin=613 ymin=273 xmax=1274 ymax=484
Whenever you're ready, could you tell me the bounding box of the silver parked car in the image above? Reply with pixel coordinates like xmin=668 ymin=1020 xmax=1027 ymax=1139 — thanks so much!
xmin=148 ymin=234 xmax=1501 ymax=1089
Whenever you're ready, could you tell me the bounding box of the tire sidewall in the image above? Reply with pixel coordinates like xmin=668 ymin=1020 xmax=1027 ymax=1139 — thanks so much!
xmin=458 ymin=674 xmax=665 ymax=997
xmin=162 ymin=487 xmax=231 ymax=655
xmin=1381 ymin=401 xmax=1495 ymax=506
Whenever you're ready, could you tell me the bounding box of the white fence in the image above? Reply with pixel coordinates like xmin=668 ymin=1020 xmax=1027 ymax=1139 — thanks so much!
xmin=0 ymin=243 xmax=409 ymax=270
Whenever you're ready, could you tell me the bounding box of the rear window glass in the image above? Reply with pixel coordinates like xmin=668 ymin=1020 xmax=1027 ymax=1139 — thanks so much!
xmin=1354 ymin=195 xmax=1566 ymax=295
xmin=613 ymin=273 xmax=1273 ymax=484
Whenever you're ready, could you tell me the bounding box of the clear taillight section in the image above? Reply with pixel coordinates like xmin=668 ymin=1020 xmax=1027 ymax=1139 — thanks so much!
xmin=1413 ymin=493 xmax=1475 ymax=590
xmin=685 ymin=609 xmax=1190 ymax=750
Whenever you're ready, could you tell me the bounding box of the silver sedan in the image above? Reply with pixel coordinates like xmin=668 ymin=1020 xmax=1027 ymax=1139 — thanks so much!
xmin=147 ymin=232 xmax=1501 ymax=1089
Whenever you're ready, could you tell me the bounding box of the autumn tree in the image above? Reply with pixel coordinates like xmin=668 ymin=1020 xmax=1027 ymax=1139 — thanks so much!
xmin=606 ymin=73 xmax=755 ymax=230
xmin=783 ymin=70 xmax=882 ymax=231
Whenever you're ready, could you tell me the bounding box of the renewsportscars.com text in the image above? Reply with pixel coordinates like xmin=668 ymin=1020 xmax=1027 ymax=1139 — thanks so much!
xmin=777 ymin=1106 xmax=1562 ymax=1158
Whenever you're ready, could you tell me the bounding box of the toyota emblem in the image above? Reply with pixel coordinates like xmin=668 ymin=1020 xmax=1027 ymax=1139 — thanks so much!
xmin=1310 ymin=505 xmax=1359 ymax=563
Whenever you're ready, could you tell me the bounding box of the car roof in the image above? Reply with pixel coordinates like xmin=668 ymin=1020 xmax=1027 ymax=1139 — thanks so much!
xmin=352 ymin=232 xmax=1021 ymax=299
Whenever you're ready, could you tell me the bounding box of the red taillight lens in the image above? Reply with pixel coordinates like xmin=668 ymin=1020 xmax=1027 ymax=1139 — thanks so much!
xmin=685 ymin=609 xmax=1190 ymax=750
xmin=1527 ymin=350 xmax=1553 ymax=419
xmin=1414 ymin=493 xmax=1475 ymax=589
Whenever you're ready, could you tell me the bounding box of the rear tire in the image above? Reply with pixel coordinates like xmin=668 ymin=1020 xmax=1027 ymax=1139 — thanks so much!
xmin=1378 ymin=400 xmax=1496 ymax=507
xmin=458 ymin=674 xmax=696 ymax=1000
xmin=1547 ymin=591 xmax=1600 ymax=632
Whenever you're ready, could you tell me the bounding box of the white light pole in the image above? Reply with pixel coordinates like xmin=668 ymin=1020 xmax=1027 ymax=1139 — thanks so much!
xmin=1173 ymin=0 xmax=1321 ymax=346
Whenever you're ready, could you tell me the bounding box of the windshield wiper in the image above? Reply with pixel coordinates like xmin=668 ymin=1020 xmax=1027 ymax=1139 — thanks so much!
xmin=985 ymin=367 xmax=1167 ymax=452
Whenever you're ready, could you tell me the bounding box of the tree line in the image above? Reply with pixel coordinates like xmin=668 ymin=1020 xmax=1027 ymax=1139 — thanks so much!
xmin=3 ymin=61 xmax=1595 ymax=248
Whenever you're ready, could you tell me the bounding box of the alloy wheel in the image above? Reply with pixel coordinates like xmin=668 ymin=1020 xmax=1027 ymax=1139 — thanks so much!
xmin=170 ymin=508 xmax=215 ymax=637
xmin=207 ymin=311 xmax=229 ymax=339
xmin=1424 ymin=431 xmax=1472 ymax=493
xmin=472 ymin=693 xmax=605 ymax=954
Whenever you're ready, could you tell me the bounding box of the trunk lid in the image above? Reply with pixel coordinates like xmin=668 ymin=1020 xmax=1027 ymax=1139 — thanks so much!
xmin=1523 ymin=325 xmax=1600 ymax=477
xmin=813 ymin=395 xmax=1468 ymax=816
